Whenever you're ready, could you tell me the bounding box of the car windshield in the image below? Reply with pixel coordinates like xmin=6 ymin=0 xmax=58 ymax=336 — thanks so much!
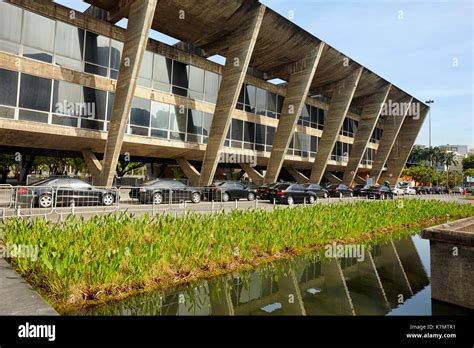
xmin=143 ymin=179 xmax=161 ymax=186
xmin=31 ymin=178 xmax=55 ymax=186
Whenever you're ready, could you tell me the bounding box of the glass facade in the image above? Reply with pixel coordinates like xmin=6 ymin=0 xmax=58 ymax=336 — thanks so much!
xmin=362 ymin=148 xmax=376 ymax=165
xmin=370 ymin=128 xmax=383 ymax=144
xmin=0 ymin=1 xmax=382 ymax=165
xmin=331 ymin=141 xmax=352 ymax=162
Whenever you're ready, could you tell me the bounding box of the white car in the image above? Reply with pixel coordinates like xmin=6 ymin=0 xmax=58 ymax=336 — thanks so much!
xmin=392 ymin=187 xmax=405 ymax=195
xmin=404 ymin=187 xmax=416 ymax=195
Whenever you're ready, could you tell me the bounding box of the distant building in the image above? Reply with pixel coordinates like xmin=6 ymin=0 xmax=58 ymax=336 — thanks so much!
xmin=439 ymin=145 xmax=468 ymax=156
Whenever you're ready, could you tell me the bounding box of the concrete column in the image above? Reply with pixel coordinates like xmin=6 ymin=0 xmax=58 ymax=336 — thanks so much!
xmin=310 ymin=67 xmax=363 ymax=184
xmin=199 ymin=5 xmax=266 ymax=186
xmin=286 ymin=167 xmax=310 ymax=184
xmin=240 ymin=163 xmax=264 ymax=186
xmin=264 ymin=43 xmax=325 ymax=184
xmin=176 ymin=158 xmax=201 ymax=186
xmin=378 ymin=103 xmax=428 ymax=185
xmin=342 ymin=84 xmax=391 ymax=186
xmin=370 ymin=96 xmax=413 ymax=183
xmin=82 ymin=149 xmax=102 ymax=185
xmin=99 ymin=0 xmax=157 ymax=187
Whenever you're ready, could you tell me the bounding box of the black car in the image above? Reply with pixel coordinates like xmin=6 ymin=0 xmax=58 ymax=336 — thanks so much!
xmin=366 ymin=185 xmax=394 ymax=200
xmin=431 ymin=186 xmax=449 ymax=194
xmin=417 ymin=186 xmax=432 ymax=194
xmin=257 ymin=182 xmax=289 ymax=200
xmin=267 ymin=183 xmax=317 ymax=205
xmin=325 ymin=184 xmax=353 ymax=198
xmin=16 ymin=178 xmax=117 ymax=208
xmin=131 ymin=179 xmax=203 ymax=204
xmin=352 ymin=184 xmax=371 ymax=197
xmin=302 ymin=183 xmax=329 ymax=198
xmin=204 ymin=181 xmax=257 ymax=202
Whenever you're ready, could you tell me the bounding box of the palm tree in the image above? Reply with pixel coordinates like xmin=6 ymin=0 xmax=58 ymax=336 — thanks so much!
xmin=442 ymin=152 xmax=458 ymax=188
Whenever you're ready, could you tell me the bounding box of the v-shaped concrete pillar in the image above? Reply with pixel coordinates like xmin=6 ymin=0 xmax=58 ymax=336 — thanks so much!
xmin=342 ymin=84 xmax=391 ymax=186
xmin=198 ymin=5 xmax=266 ymax=186
xmin=310 ymin=67 xmax=363 ymax=184
xmin=378 ymin=103 xmax=428 ymax=185
xmin=264 ymin=43 xmax=325 ymax=184
xmin=370 ymin=96 xmax=413 ymax=183
xmin=99 ymin=0 xmax=157 ymax=187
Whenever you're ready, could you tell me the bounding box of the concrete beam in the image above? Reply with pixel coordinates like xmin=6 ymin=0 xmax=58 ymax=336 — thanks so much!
xmin=378 ymin=104 xmax=428 ymax=185
xmin=286 ymin=167 xmax=310 ymax=184
xmin=176 ymin=158 xmax=201 ymax=186
xmin=99 ymin=0 xmax=157 ymax=187
xmin=264 ymin=43 xmax=325 ymax=184
xmin=107 ymin=0 xmax=132 ymax=23
xmin=199 ymin=5 xmax=266 ymax=186
xmin=310 ymin=67 xmax=363 ymax=184
xmin=324 ymin=172 xmax=342 ymax=184
xmin=370 ymin=97 xmax=413 ymax=183
xmin=354 ymin=175 xmax=366 ymax=185
xmin=342 ymin=85 xmax=391 ymax=186
xmin=240 ymin=164 xmax=264 ymax=186
xmin=82 ymin=149 xmax=102 ymax=185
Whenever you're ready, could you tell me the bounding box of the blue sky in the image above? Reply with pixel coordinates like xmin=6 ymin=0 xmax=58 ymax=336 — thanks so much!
xmin=56 ymin=0 xmax=473 ymax=149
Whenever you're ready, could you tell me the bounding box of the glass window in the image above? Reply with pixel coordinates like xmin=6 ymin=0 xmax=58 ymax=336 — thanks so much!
xmin=267 ymin=92 xmax=277 ymax=117
xmin=150 ymin=101 xmax=169 ymax=130
xmin=106 ymin=92 xmax=115 ymax=120
xmin=245 ymin=84 xmax=256 ymax=112
xmin=231 ymin=119 xmax=243 ymax=141
xmin=266 ymin=126 xmax=275 ymax=145
xmin=204 ymin=71 xmax=219 ymax=103
xmin=0 ymin=39 xmax=20 ymax=54
xmin=23 ymin=47 xmax=53 ymax=63
xmin=202 ymin=112 xmax=212 ymax=136
xmin=52 ymin=114 xmax=77 ymax=127
xmin=19 ymin=73 xmax=51 ymax=112
xmin=22 ymin=11 xmax=55 ymax=52
xmin=243 ymin=121 xmax=255 ymax=143
xmin=255 ymin=87 xmax=266 ymax=116
xmin=310 ymin=136 xmax=318 ymax=153
xmin=276 ymin=95 xmax=285 ymax=114
xmin=55 ymin=55 xmax=82 ymax=71
xmin=18 ymin=109 xmax=48 ymax=123
xmin=0 ymin=106 xmax=15 ymax=119
xmin=130 ymin=97 xmax=150 ymax=127
xmin=0 ymin=2 xmax=22 ymax=43
xmin=255 ymin=124 xmax=265 ymax=144
xmin=84 ymin=31 xmax=110 ymax=67
xmin=52 ymin=80 xmax=82 ymax=116
xmin=0 ymin=68 xmax=18 ymax=107
xmin=54 ymin=22 xmax=84 ymax=60
xmin=109 ymin=39 xmax=123 ymax=71
xmin=169 ymin=105 xmax=187 ymax=133
xmin=187 ymin=109 xmax=202 ymax=135
xmin=83 ymin=87 xmax=107 ymax=120
xmin=81 ymin=118 xmax=103 ymax=131
xmin=84 ymin=63 xmax=107 ymax=77
xmin=138 ymin=51 xmax=153 ymax=87
xmin=172 ymin=60 xmax=188 ymax=89
xmin=152 ymin=54 xmax=172 ymax=91
xmin=188 ymin=65 xmax=204 ymax=92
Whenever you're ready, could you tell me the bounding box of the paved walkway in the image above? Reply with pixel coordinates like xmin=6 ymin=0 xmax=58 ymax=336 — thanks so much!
xmin=0 ymin=258 xmax=57 ymax=315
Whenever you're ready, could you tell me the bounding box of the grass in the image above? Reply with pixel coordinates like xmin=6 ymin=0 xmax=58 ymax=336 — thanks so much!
xmin=1 ymin=199 xmax=473 ymax=312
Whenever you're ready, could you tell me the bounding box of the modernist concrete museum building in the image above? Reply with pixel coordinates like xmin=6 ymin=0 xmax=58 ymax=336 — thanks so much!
xmin=0 ymin=0 xmax=428 ymax=187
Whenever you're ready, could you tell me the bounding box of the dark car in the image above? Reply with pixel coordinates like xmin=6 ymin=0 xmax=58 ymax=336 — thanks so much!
xmin=366 ymin=185 xmax=394 ymax=200
xmin=352 ymin=184 xmax=371 ymax=197
xmin=431 ymin=186 xmax=449 ymax=194
xmin=131 ymin=179 xmax=203 ymax=204
xmin=16 ymin=178 xmax=117 ymax=208
xmin=266 ymin=183 xmax=317 ymax=205
xmin=415 ymin=186 xmax=431 ymax=195
xmin=204 ymin=181 xmax=257 ymax=202
xmin=302 ymin=183 xmax=329 ymax=198
xmin=325 ymin=184 xmax=353 ymax=198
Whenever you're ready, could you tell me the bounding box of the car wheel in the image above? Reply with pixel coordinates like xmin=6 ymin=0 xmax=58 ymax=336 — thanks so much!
xmin=38 ymin=194 xmax=53 ymax=208
xmin=339 ymin=192 xmax=343 ymax=198
xmin=222 ymin=192 xmax=229 ymax=202
xmin=153 ymin=192 xmax=163 ymax=205
xmin=191 ymin=192 xmax=201 ymax=204
xmin=247 ymin=192 xmax=255 ymax=201
xmin=324 ymin=192 xmax=328 ymax=199
xmin=102 ymin=193 xmax=115 ymax=206
xmin=309 ymin=195 xmax=316 ymax=204
xmin=287 ymin=196 xmax=294 ymax=205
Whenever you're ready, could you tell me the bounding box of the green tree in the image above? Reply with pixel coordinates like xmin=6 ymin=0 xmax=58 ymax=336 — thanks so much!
xmin=463 ymin=154 xmax=474 ymax=171
xmin=404 ymin=165 xmax=437 ymax=185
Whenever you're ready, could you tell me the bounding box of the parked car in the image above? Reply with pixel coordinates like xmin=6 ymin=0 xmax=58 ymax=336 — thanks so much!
xmin=416 ymin=186 xmax=432 ymax=195
xmin=392 ymin=186 xmax=405 ymax=196
xmin=266 ymin=183 xmax=317 ymax=205
xmin=403 ymin=187 xmax=416 ymax=195
xmin=366 ymin=185 xmax=394 ymax=200
xmin=452 ymin=186 xmax=463 ymax=194
xmin=302 ymin=183 xmax=329 ymax=198
xmin=203 ymin=181 xmax=257 ymax=202
xmin=352 ymin=184 xmax=371 ymax=197
xmin=256 ymin=183 xmax=282 ymax=200
xmin=131 ymin=179 xmax=202 ymax=204
xmin=16 ymin=178 xmax=117 ymax=208
xmin=325 ymin=184 xmax=353 ymax=198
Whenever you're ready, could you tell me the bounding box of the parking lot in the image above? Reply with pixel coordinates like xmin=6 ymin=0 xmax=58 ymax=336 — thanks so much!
xmin=0 ymin=183 xmax=471 ymax=222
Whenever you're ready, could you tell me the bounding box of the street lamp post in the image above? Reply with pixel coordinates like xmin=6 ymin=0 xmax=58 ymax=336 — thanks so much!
xmin=425 ymin=100 xmax=434 ymax=148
